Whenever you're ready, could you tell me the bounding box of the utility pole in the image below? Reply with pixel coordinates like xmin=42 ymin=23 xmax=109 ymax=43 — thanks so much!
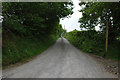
xmin=104 ymin=20 xmax=109 ymax=57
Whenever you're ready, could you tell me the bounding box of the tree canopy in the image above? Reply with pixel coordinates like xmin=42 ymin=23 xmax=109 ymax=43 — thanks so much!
xmin=3 ymin=2 xmax=73 ymax=37
xmin=2 ymin=2 xmax=73 ymax=66
xmin=79 ymin=2 xmax=120 ymax=41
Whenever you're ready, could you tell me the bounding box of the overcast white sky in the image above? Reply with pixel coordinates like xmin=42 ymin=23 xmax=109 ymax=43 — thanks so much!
xmin=60 ymin=0 xmax=82 ymax=32
xmin=60 ymin=0 xmax=100 ymax=32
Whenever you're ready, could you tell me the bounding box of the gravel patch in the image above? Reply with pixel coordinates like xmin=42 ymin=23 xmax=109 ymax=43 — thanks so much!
xmin=88 ymin=54 xmax=119 ymax=76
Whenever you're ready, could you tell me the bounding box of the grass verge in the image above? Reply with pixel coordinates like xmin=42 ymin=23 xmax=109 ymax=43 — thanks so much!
xmin=3 ymin=32 xmax=58 ymax=68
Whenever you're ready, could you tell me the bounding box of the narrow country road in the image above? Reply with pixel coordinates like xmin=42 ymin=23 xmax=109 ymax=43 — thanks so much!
xmin=3 ymin=38 xmax=116 ymax=78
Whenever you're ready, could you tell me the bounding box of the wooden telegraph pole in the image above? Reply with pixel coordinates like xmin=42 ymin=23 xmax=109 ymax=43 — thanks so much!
xmin=105 ymin=20 xmax=109 ymax=57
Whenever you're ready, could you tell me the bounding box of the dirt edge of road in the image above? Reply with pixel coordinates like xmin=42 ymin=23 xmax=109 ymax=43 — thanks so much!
xmin=88 ymin=54 xmax=119 ymax=76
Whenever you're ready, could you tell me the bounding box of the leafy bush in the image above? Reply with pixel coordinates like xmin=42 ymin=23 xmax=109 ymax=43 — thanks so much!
xmin=65 ymin=30 xmax=119 ymax=60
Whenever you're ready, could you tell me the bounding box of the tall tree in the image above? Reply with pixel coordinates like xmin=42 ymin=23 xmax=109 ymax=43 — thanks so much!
xmin=2 ymin=2 xmax=73 ymax=37
xmin=79 ymin=2 xmax=120 ymax=41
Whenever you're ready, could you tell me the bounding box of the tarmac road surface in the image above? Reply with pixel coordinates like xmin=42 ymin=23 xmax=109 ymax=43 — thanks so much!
xmin=3 ymin=38 xmax=116 ymax=78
